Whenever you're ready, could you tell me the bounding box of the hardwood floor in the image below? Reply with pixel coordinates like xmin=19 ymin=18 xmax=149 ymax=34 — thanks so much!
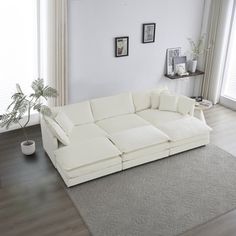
xmin=0 ymin=126 xmax=90 ymax=236
xmin=0 ymin=104 xmax=236 ymax=236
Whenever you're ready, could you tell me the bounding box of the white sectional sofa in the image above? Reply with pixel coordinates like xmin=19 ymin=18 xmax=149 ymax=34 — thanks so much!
xmin=41 ymin=88 xmax=211 ymax=187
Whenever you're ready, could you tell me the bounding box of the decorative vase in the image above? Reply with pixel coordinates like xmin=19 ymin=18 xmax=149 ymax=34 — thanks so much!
xmin=21 ymin=140 xmax=35 ymax=155
xmin=189 ymin=59 xmax=198 ymax=73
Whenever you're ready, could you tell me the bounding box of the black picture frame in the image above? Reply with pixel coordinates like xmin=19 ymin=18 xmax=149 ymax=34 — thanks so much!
xmin=142 ymin=23 xmax=156 ymax=43
xmin=115 ymin=36 xmax=129 ymax=57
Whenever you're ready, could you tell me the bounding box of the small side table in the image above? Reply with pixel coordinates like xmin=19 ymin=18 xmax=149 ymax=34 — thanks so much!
xmin=194 ymin=100 xmax=213 ymax=124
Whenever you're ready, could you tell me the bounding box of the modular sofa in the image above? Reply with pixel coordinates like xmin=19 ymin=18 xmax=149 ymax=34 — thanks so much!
xmin=41 ymin=88 xmax=211 ymax=187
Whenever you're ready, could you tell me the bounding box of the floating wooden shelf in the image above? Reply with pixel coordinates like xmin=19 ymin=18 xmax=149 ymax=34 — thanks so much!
xmin=165 ymin=70 xmax=204 ymax=80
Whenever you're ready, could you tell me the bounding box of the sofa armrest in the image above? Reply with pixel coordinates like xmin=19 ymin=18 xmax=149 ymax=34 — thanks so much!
xmin=194 ymin=108 xmax=206 ymax=124
xmin=40 ymin=115 xmax=58 ymax=167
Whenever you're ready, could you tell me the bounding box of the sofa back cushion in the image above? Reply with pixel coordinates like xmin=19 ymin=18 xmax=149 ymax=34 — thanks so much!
xmin=151 ymin=87 xmax=169 ymax=109
xmin=177 ymin=96 xmax=195 ymax=115
xmin=159 ymin=93 xmax=179 ymax=112
xmin=90 ymin=93 xmax=135 ymax=121
xmin=132 ymin=90 xmax=151 ymax=112
xmin=54 ymin=111 xmax=74 ymax=136
xmin=56 ymin=101 xmax=94 ymax=126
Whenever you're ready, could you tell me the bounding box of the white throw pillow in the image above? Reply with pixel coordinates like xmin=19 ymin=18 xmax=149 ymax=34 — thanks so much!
xmin=151 ymin=87 xmax=169 ymax=109
xmin=177 ymin=96 xmax=195 ymax=115
xmin=55 ymin=111 xmax=74 ymax=136
xmin=132 ymin=90 xmax=151 ymax=112
xmin=44 ymin=116 xmax=70 ymax=146
xmin=159 ymin=94 xmax=178 ymax=112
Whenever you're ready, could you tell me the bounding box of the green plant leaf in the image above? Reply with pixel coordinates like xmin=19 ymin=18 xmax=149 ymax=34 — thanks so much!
xmin=43 ymin=86 xmax=58 ymax=99
xmin=40 ymin=105 xmax=52 ymax=117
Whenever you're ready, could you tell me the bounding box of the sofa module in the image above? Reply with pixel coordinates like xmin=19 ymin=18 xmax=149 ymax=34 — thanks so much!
xmin=41 ymin=87 xmax=212 ymax=187
xmin=54 ymin=137 xmax=122 ymax=187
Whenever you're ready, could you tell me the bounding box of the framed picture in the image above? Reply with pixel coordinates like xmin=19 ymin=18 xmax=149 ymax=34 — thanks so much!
xmin=115 ymin=36 xmax=129 ymax=57
xmin=142 ymin=23 xmax=156 ymax=43
xmin=173 ymin=56 xmax=187 ymax=73
xmin=166 ymin=47 xmax=181 ymax=75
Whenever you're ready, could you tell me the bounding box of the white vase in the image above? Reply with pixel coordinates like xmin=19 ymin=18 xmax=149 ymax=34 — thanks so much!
xmin=21 ymin=140 xmax=36 ymax=155
xmin=189 ymin=60 xmax=198 ymax=73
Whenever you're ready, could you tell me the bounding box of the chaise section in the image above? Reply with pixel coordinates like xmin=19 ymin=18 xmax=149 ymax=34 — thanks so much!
xmin=137 ymin=109 xmax=184 ymax=126
xmin=96 ymin=114 xmax=149 ymax=134
xmin=109 ymin=126 xmax=170 ymax=170
xmin=156 ymin=117 xmax=212 ymax=155
xmin=54 ymin=137 xmax=122 ymax=187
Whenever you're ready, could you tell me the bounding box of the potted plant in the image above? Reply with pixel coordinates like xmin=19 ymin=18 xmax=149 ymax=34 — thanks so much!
xmin=187 ymin=35 xmax=205 ymax=73
xmin=0 ymin=78 xmax=58 ymax=155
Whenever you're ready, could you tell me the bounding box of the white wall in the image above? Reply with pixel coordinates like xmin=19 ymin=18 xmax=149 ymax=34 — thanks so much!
xmin=68 ymin=0 xmax=205 ymax=103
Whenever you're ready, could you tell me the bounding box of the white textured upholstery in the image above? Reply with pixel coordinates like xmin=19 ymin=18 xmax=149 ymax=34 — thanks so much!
xmin=52 ymin=101 xmax=94 ymax=125
xmin=90 ymin=93 xmax=135 ymax=121
xmin=40 ymin=116 xmax=58 ymax=166
xmin=132 ymin=90 xmax=151 ymax=112
xmin=69 ymin=124 xmax=107 ymax=144
xmin=122 ymin=142 xmax=169 ymax=161
xmin=170 ymin=134 xmax=209 ymax=148
xmin=55 ymin=137 xmax=121 ymax=171
xmin=96 ymin=114 xmax=149 ymax=134
xmin=122 ymin=151 xmax=169 ymax=170
xmin=177 ymin=96 xmax=195 ymax=115
xmin=151 ymin=87 xmax=169 ymax=109
xmin=109 ymin=126 xmax=169 ymax=153
xmin=170 ymin=136 xmax=209 ymax=155
xmin=44 ymin=116 xmax=70 ymax=146
xmin=40 ymin=89 xmax=212 ymax=187
xmin=57 ymin=164 xmax=122 ymax=187
xmin=55 ymin=111 xmax=74 ymax=136
xmin=157 ymin=117 xmax=212 ymax=142
xmin=137 ymin=109 xmax=184 ymax=126
xmin=159 ymin=93 xmax=178 ymax=112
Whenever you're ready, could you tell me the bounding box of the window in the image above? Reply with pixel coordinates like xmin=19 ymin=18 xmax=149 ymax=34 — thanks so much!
xmin=0 ymin=0 xmax=38 ymax=114
xmin=221 ymin=3 xmax=236 ymax=102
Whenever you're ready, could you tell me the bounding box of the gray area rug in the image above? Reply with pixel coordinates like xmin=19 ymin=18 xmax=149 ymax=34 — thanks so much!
xmin=67 ymin=145 xmax=236 ymax=236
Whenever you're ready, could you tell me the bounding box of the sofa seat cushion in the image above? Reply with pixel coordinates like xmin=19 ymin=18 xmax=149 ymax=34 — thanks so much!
xmin=169 ymin=134 xmax=209 ymax=148
xmin=69 ymin=124 xmax=107 ymax=144
xmin=109 ymin=126 xmax=169 ymax=153
xmin=157 ymin=117 xmax=212 ymax=142
xmin=55 ymin=137 xmax=122 ymax=177
xmin=96 ymin=114 xmax=149 ymax=134
xmin=122 ymin=142 xmax=169 ymax=162
xmin=137 ymin=109 xmax=184 ymax=126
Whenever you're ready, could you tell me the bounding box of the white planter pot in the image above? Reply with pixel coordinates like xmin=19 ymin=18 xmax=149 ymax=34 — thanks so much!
xmin=21 ymin=140 xmax=35 ymax=155
xmin=189 ymin=60 xmax=198 ymax=73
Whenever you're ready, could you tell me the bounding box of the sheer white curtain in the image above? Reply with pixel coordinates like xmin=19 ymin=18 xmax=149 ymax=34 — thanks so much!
xmin=41 ymin=0 xmax=68 ymax=107
xmin=0 ymin=0 xmax=38 ymax=114
xmin=202 ymin=0 xmax=234 ymax=104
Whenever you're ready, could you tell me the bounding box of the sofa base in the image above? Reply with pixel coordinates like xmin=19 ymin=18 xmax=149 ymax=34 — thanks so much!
xmin=56 ymin=138 xmax=210 ymax=187
xmin=57 ymin=164 xmax=122 ymax=187
xmin=122 ymin=150 xmax=169 ymax=170
xmin=170 ymin=136 xmax=209 ymax=155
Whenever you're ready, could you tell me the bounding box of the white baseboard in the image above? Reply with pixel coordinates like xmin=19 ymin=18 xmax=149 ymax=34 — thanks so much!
xmin=220 ymin=96 xmax=236 ymax=111
xmin=0 ymin=113 xmax=40 ymax=133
